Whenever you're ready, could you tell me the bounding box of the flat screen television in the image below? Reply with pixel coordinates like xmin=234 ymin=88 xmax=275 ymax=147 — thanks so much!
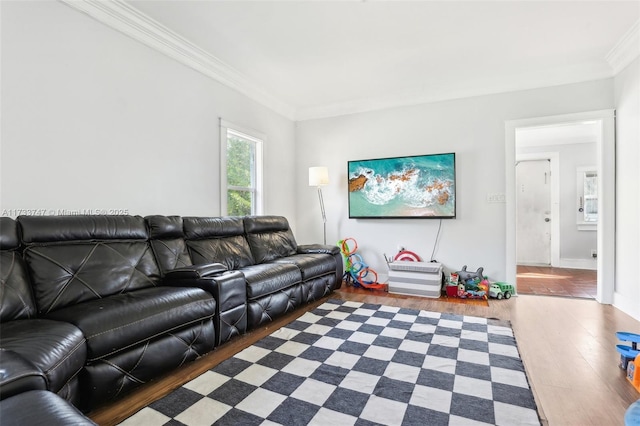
xmin=348 ymin=153 xmax=456 ymax=219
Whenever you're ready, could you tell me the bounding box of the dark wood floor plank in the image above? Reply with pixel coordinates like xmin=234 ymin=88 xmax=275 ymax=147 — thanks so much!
xmin=517 ymin=265 xmax=597 ymax=298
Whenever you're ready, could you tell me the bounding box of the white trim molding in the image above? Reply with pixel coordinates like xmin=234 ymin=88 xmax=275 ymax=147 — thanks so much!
xmin=59 ymin=0 xmax=296 ymax=120
xmin=559 ymin=258 xmax=597 ymax=271
xmin=606 ymin=20 xmax=640 ymax=75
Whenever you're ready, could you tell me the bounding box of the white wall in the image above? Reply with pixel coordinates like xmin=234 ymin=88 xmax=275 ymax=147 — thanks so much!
xmin=2 ymin=1 xmax=635 ymax=320
xmin=296 ymin=80 xmax=614 ymax=282
xmin=614 ymin=57 xmax=640 ymax=321
xmin=0 ymin=1 xmax=297 ymax=224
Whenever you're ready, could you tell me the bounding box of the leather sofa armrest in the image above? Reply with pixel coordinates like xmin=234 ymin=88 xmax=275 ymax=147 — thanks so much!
xmin=297 ymin=244 xmax=340 ymax=256
xmin=0 ymin=350 xmax=47 ymax=400
xmin=0 ymin=390 xmax=97 ymax=425
xmin=163 ymin=270 xmax=247 ymax=346
xmin=164 ymin=263 xmax=228 ymax=280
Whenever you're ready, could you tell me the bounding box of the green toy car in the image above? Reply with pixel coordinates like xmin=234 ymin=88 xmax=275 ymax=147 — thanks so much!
xmin=489 ymin=282 xmax=514 ymax=299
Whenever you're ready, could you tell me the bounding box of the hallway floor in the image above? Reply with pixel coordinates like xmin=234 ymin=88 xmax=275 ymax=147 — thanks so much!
xmin=516 ymin=265 xmax=597 ymax=299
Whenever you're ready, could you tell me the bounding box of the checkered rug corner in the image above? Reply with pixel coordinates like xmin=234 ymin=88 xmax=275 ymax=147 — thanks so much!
xmin=120 ymin=298 xmax=540 ymax=426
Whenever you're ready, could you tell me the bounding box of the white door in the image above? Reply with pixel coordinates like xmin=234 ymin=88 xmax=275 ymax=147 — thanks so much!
xmin=516 ymin=160 xmax=551 ymax=265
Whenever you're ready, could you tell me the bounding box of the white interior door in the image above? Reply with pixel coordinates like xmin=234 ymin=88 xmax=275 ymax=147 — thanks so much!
xmin=516 ymin=160 xmax=551 ymax=265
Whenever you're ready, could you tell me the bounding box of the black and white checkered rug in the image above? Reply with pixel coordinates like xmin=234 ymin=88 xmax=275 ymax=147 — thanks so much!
xmin=121 ymin=299 xmax=540 ymax=426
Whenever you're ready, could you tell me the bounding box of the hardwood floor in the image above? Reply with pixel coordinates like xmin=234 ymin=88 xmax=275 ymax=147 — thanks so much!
xmin=517 ymin=265 xmax=597 ymax=299
xmin=89 ymin=287 xmax=640 ymax=426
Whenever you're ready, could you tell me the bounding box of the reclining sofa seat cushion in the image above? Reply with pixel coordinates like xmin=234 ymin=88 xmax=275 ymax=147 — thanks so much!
xmin=244 ymin=216 xmax=342 ymax=302
xmin=146 ymin=215 xmax=248 ymax=346
xmin=0 ymin=217 xmax=86 ymax=402
xmin=17 ymin=215 xmax=217 ymax=409
xmin=18 ymin=215 xmax=216 ymax=359
xmin=182 ymin=216 xmax=303 ymax=329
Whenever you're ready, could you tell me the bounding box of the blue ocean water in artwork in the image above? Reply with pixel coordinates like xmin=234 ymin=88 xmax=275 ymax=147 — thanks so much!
xmin=348 ymin=154 xmax=456 ymax=218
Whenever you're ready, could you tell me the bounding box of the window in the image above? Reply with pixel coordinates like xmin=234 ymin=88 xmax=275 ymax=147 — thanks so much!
xmin=576 ymin=166 xmax=597 ymax=230
xmin=220 ymin=121 xmax=263 ymax=216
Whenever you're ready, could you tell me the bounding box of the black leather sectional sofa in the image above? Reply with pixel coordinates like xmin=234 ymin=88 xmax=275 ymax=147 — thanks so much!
xmin=0 ymin=214 xmax=342 ymax=425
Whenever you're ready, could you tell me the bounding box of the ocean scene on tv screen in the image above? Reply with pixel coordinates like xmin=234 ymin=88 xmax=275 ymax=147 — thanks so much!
xmin=348 ymin=153 xmax=456 ymax=218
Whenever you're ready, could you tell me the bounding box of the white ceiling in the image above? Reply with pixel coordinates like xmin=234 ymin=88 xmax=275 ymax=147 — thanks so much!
xmin=127 ymin=1 xmax=639 ymax=120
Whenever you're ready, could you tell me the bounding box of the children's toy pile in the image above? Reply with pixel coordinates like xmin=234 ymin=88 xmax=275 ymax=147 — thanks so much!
xmin=444 ymin=265 xmax=514 ymax=300
xmin=617 ymin=332 xmax=640 ymax=393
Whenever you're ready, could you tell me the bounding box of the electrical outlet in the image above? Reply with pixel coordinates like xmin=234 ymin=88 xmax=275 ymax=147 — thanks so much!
xmin=591 ymin=249 xmax=597 ymax=258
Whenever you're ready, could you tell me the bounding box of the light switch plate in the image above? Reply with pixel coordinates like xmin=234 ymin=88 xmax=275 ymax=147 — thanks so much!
xmin=486 ymin=193 xmax=506 ymax=203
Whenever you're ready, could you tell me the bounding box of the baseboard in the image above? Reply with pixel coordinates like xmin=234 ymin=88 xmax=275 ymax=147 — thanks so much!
xmin=613 ymin=292 xmax=640 ymax=322
xmin=558 ymin=258 xmax=597 ymax=270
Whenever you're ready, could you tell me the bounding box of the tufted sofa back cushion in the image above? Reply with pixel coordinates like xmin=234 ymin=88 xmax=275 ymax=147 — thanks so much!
xmin=145 ymin=215 xmax=192 ymax=275
xmin=183 ymin=217 xmax=254 ymax=270
xmin=244 ymin=216 xmax=297 ymax=264
xmin=18 ymin=215 xmax=161 ymax=314
xmin=0 ymin=217 xmax=37 ymax=322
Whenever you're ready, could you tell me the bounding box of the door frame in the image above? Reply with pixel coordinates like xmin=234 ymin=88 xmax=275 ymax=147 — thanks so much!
xmin=515 ymin=153 xmax=560 ymax=267
xmin=505 ymin=109 xmax=615 ymax=304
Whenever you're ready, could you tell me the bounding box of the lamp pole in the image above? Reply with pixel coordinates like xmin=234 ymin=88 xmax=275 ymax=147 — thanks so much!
xmin=309 ymin=166 xmax=329 ymax=245
xmin=317 ymin=186 xmax=326 ymax=245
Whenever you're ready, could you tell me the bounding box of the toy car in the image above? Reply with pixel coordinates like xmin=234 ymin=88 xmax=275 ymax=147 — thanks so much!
xmin=489 ymin=282 xmax=514 ymax=299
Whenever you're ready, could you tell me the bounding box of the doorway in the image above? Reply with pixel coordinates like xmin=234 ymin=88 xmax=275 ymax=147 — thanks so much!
xmin=505 ymin=110 xmax=616 ymax=304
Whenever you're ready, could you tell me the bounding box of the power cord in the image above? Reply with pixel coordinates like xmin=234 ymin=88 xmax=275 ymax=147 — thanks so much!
xmin=430 ymin=219 xmax=443 ymax=262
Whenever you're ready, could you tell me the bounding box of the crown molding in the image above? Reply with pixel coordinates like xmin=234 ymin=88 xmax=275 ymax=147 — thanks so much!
xmin=58 ymin=1 xmax=637 ymax=123
xmin=59 ymin=0 xmax=297 ymax=120
xmin=606 ymin=20 xmax=640 ymax=75
xmin=296 ymin=71 xmax=612 ymax=121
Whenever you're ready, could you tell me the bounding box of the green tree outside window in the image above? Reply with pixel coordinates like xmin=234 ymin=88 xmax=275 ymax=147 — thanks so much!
xmin=226 ymin=135 xmax=256 ymax=216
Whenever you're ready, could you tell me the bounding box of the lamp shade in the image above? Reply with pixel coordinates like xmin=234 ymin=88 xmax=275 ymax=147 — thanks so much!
xmin=309 ymin=166 xmax=329 ymax=187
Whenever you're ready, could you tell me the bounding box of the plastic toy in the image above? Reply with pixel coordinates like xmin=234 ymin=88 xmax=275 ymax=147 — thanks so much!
xmin=445 ymin=284 xmax=458 ymax=298
xmin=464 ymin=278 xmax=481 ymax=290
xmin=456 ymin=265 xmax=484 ymax=285
xmin=625 ymin=399 xmax=640 ymax=426
xmin=338 ymin=238 xmax=386 ymax=290
xmin=615 ymin=332 xmax=640 ymax=392
xmin=466 ymin=289 xmax=487 ymax=298
xmin=616 ymin=332 xmax=640 ymax=371
xmin=456 ymin=280 xmax=488 ymax=299
xmin=394 ymin=250 xmax=421 ymax=262
xmin=446 ymin=267 xmax=489 ymax=299
xmin=489 ymin=282 xmax=515 ymax=299
xmin=628 ymin=359 xmax=640 ymax=392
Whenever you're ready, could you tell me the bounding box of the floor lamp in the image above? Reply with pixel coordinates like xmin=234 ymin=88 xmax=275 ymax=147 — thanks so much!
xmin=309 ymin=166 xmax=329 ymax=245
